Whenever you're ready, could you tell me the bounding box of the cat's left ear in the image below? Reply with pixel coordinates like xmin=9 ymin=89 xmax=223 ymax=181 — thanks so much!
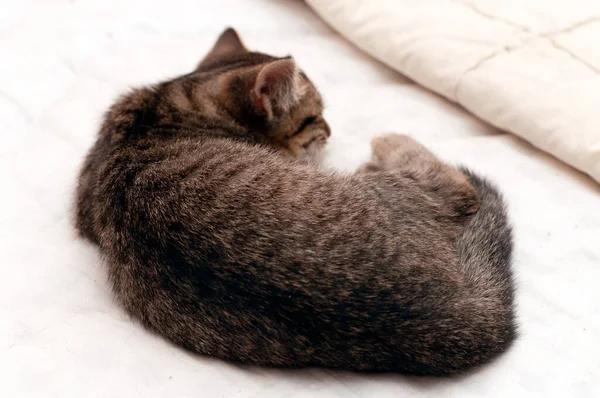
xmin=197 ymin=28 xmax=248 ymax=69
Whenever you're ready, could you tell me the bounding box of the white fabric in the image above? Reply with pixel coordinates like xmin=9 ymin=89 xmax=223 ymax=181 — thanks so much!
xmin=1 ymin=0 xmax=599 ymax=397
xmin=306 ymin=0 xmax=600 ymax=184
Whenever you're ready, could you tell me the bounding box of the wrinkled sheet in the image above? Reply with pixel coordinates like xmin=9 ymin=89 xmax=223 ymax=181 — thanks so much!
xmin=1 ymin=0 xmax=599 ymax=397
xmin=307 ymin=0 xmax=600 ymax=184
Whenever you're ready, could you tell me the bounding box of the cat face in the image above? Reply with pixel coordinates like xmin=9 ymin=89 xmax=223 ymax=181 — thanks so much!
xmin=193 ymin=28 xmax=330 ymax=158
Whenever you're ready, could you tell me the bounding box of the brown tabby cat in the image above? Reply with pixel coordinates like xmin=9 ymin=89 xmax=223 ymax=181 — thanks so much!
xmin=74 ymin=28 xmax=516 ymax=376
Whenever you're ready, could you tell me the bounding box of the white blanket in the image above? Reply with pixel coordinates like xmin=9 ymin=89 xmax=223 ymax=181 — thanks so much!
xmin=1 ymin=0 xmax=599 ymax=397
xmin=307 ymin=0 xmax=600 ymax=184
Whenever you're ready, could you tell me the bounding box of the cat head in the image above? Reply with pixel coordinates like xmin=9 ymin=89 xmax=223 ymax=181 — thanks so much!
xmin=187 ymin=28 xmax=330 ymax=157
xmin=106 ymin=29 xmax=329 ymax=158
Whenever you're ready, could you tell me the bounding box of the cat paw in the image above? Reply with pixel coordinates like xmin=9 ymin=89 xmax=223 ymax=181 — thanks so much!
xmin=370 ymin=133 xmax=433 ymax=166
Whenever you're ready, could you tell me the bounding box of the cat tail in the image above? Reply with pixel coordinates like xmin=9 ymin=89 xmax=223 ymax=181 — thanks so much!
xmin=454 ymin=168 xmax=518 ymax=358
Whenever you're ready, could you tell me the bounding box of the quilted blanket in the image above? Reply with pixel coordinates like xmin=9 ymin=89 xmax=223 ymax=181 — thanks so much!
xmin=307 ymin=0 xmax=600 ymax=183
xmin=1 ymin=0 xmax=599 ymax=397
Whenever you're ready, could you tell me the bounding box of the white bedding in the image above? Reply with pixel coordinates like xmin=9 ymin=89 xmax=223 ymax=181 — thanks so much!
xmin=1 ymin=0 xmax=599 ymax=397
xmin=307 ymin=0 xmax=600 ymax=184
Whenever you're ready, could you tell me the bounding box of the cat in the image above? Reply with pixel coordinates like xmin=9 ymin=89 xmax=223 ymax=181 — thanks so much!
xmin=74 ymin=28 xmax=516 ymax=376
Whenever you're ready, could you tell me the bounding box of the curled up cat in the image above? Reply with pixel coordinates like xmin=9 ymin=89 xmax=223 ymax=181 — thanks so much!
xmin=74 ymin=28 xmax=516 ymax=376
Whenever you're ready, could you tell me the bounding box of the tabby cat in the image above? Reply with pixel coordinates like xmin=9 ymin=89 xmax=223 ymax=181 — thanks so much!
xmin=75 ymin=28 xmax=516 ymax=376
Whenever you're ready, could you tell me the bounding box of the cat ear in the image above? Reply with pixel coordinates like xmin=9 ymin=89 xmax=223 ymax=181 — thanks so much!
xmin=253 ymin=58 xmax=302 ymax=120
xmin=198 ymin=28 xmax=248 ymax=69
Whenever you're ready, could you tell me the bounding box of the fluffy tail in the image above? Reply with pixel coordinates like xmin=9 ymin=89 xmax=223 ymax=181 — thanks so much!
xmin=452 ymin=168 xmax=517 ymax=369
xmin=458 ymin=169 xmax=515 ymax=310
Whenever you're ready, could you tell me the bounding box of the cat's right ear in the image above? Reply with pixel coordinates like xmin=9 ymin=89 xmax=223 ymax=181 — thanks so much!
xmin=197 ymin=28 xmax=248 ymax=69
xmin=252 ymin=58 xmax=302 ymax=121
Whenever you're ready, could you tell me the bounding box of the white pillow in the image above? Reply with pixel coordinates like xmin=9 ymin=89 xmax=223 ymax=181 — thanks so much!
xmin=307 ymin=0 xmax=600 ymax=183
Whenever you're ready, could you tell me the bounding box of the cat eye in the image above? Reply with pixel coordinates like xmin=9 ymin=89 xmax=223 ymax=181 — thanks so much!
xmin=291 ymin=116 xmax=317 ymax=137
